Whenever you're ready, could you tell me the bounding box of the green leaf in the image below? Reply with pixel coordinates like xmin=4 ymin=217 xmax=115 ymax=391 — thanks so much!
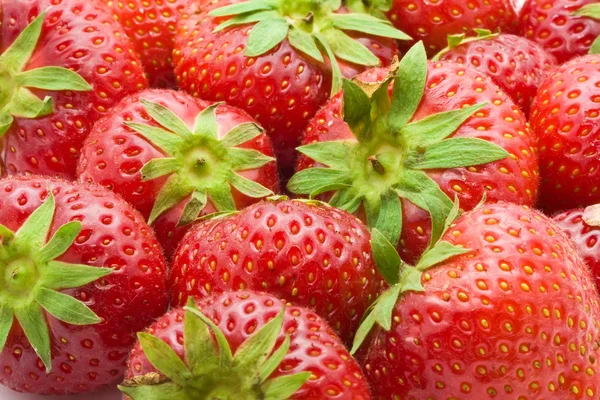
xmin=15 ymin=193 xmax=54 ymax=249
xmin=399 ymin=264 xmax=424 ymax=292
xmin=330 ymin=13 xmax=411 ymax=40
xmin=416 ymin=241 xmax=470 ymax=271
xmin=184 ymin=307 xmax=233 ymax=367
xmin=374 ymin=190 xmax=402 ymax=248
xmin=432 ymin=29 xmax=498 ymax=61
xmin=8 ymin=89 xmax=53 ymax=119
xmin=234 ymin=309 xmax=283 ymax=372
xmin=371 ymin=228 xmax=402 ymax=285
xmin=296 ymin=141 xmax=356 ymax=170
xmin=141 ymin=157 xmax=180 ymax=181
xmin=309 ymin=183 xmax=351 ymax=199
xmin=0 ymin=113 xmax=14 ymax=137
xmin=42 ymin=261 xmax=112 ymax=290
xmin=125 ymin=122 xmax=184 ymax=156
xmin=138 ymin=332 xmax=192 ymax=387
xmin=0 ymin=12 xmax=45 ymax=74
xmin=14 ymin=303 xmax=51 ymax=372
xmin=329 ymin=188 xmax=363 ymax=213
xmin=192 ymin=103 xmax=220 ymax=139
xmin=245 ymin=18 xmax=289 ymax=57
xmin=401 ymin=103 xmax=487 ymax=149
xmin=119 ymin=382 xmax=191 ymax=400
xmin=390 ymin=42 xmax=427 ymax=131
xmin=149 ymin=175 xmax=191 ymax=224
xmin=38 ymin=221 xmax=81 ymax=263
xmin=15 ymin=67 xmax=92 ymax=91
xmin=184 ymin=299 xmax=218 ymax=375
xmin=443 ymin=196 xmax=461 ymax=237
xmin=0 ymin=305 xmax=14 ymax=353
xmin=288 ymin=26 xmax=324 ymax=62
xmin=141 ymin=99 xmax=192 ymax=137
xmin=0 ymin=223 xmax=15 ymax=242
xmin=314 ymin=32 xmax=343 ymax=96
xmin=411 ymin=137 xmax=508 ymax=170
xmin=591 ymin=36 xmax=600 ymax=55
xmin=324 ymin=28 xmax=380 ymax=66
xmin=573 ymin=4 xmax=600 ymax=20
xmin=342 ymin=79 xmax=372 ymax=141
xmin=213 ymin=10 xmax=278 ymax=33
xmin=207 ymin=183 xmax=236 ymax=212
xmin=178 ymin=191 xmax=208 ymax=227
xmin=228 ymin=173 xmax=274 ymax=198
xmin=221 ymin=122 xmax=263 ymax=147
xmin=209 ymin=1 xmax=275 ymax=17
xmin=259 ymin=335 xmax=290 ymax=382
xmin=287 ymin=168 xmax=353 ymax=195
xmin=229 ymin=148 xmax=275 ymax=170
xmin=35 ymin=287 xmax=101 ymax=325
xmin=262 ymin=372 xmax=311 ymax=400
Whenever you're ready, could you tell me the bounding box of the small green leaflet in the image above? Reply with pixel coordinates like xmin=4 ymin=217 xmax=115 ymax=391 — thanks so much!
xmin=246 ymin=18 xmax=289 ymax=57
xmin=410 ymin=137 xmax=509 ymax=170
xmin=342 ymin=79 xmax=372 ymax=141
xmin=373 ymin=190 xmax=402 ymax=248
xmin=591 ymin=36 xmax=600 ymax=55
xmin=573 ymin=4 xmax=600 ymax=20
xmin=416 ymin=241 xmax=471 ymax=271
xmin=371 ymin=228 xmax=402 ymax=285
xmin=330 ymin=13 xmax=411 ymax=41
xmin=323 ymin=28 xmax=380 ymax=66
xmin=288 ymin=26 xmax=324 ymax=62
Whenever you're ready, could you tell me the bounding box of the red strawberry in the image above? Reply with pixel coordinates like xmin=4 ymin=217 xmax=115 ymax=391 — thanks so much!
xmin=0 ymin=176 xmax=168 ymax=395
xmin=98 ymin=0 xmax=191 ymax=88
xmin=120 ymin=291 xmax=371 ymax=399
xmin=530 ymin=54 xmax=600 ymax=213
xmin=554 ymin=204 xmax=600 ymax=290
xmin=354 ymin=202 xmax=600 ymax=399
xmin=78 ymin=88 xmax=279 ymax=258
xmin=170 ymin=199 xmax=383 ymax=344
xmin=0 ymin=0 xmax=148 ymax=179
xmin=433 ymin=31 xmax=556 ymax=116
xmin=173 ymin=0 xmax=406 ymax=177
xmin=520 ymin=0 xmax=600 ymax=64
xmin=290 ymin=42 xmax=539 ymax=265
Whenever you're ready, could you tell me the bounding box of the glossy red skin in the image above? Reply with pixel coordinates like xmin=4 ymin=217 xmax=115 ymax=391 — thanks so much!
xmin=170 ymin=200 xmax=383 ymax=344
xmin=125 ymin=291 xmax=371 ymax=400
xmin=360 ymin=202 xmax=600 ymax=399
xmin=530 ymin=55 xmax=600 ymax=213
xmin=173 ymin=0 xmax=399 ymax=177
xmin=0 ymin=0 xmax=148 ymax=179
xmin=78 ymin=89 xmax=280 ymax=259
xmin=98 ymin=0 xmax=191 ymax=88
xmin=388 ymin=0 xmax=519 ymax=56
xmin=554 ymin=208 xmax=600 ymax=291
xmin=297 ymin=62 xmax=539 ymax=265
xmin=438 ymin=34 xmax=556 ymax=116
xmin=520 ymin=0 xmax=600 ymax=65
xmin=0 ymin=176 xmax=168 ymax=395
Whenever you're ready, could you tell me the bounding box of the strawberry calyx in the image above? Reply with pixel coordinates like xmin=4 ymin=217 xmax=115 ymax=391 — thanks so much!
xmin=431 ymin=29 xmax=500 ymax=62
xmin=288 ymin=42 xmax=509 ymax=250
xmin=119 ymin=299 xmax=310 ymax=400
xmin=573 ymin=4 xmax=600 ymax=54
xmin=125 ymin=99 xmax=275 ymax=226
xmin=0 ymin=193 xmax=113 ymax=372
xmin=0 ymin=12 xmax=92 ymax=136
xmin=208 ymin=0 xmax=411 ymax=96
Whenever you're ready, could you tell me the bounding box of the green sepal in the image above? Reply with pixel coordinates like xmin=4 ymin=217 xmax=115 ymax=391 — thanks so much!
xmin=34 ymin=287 xmax=101 ymax=325
xmin=0 ymin=306 xmax=13 ymax=354
xmin=141 ymin=158 xmax=181 ymax=181
xmin=193 ymin=103 xmax=220 ymax=139
xmin=373 ymin=190 xmax=402 ymax=247
xmin=229 ymin=148 xmax=275 ymax=170
xmin=38 ymin=221 xmax=82 ymax=263
xmin=178 ymin=191 xmax=208 ymax=227
xmin=416 ymin=241 xmax=470 ymax=271
xmin=287 ymin=168 xmax=353 ymax=195
xmin=207 ymin=184 xmax=236 ymax=212
xmin=296 ymin=140 xmax=356 ymax=170
xmin=228 ymin=173 xmax=274 ymax=198
xmin=148 ymin=175 xmax=191 ymax=224
xmin=125 ymin=122 xmax=184 ymax=156
xmin=573 ymin=4 xmax=600 ymax=20
xmin=141 ymin=99 xmax=192 ymax=137
xmin=14 ymin=192 xmax=55 ymax=248
xmin=209 ymin=1 xmax=276 ymax=17
xmin=371 ymin=228 xmax=402 ymax=285
xmin=14 ymin=303 xmax=51 ymax=372
xmin=261 ymin=372 xmax=312 ymax=400
xmin=15 ymin=67 xmax=92 ymax=91
xmin=259 ymin=335 xmax=290 ymax=382
xmin=119 ymin=381 xmax=191 ymax=400
xmin=309 ymin=183 xmax=351 ymax=199
xmin=245 ymin=18 xmax=289 ymax=57
xmin=213 ymin=10 xmax=278 ymax=33
xmin=184 ymin=306 xmax=234 ymax=366
xmin=342 ymin=79 xmax=372 ymax=141
xmin=410 ymin=137 xmax=509 ymax=170
xmin=329 ymin=188 xmax=363 ymax=213
xmin=323 ymin=28 xmax=380 ymax=67
xmin=0 ymin=113 xmax=14 ymax=137
xmin=314 ymin=32 xmax=343 ymax=96
xmin=288 ymin=26 xmax=324 ymax=62
xmin=233 ymin=309 xmax=284 ymax=372
xmin=138 ymin=332 xmax=193 ymax=387
xmin=0 ymin=223 xmax=15 ymax=242
xmin=184 ymin=298 xmax=218 ymax=376
xmin=431 ymin=29 xmax=499 ymax=61
xmin=42 ymin=261 xmax=113 ymax=291
xmin=0 ymin=13 xmax=46 ymax=73
xmin=221 ymin=122 xmax=263 ymax=148
xmin=330 ymin=13 xmax=410 ymax=41
xmin=8 ymin=89 xmax=53 ymax=119
xmin=591 ymin=36 xmax=600 ymax=55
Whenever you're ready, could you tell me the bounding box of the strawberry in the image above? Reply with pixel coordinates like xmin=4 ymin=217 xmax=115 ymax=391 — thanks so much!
xmin=352 ymin=202 xmax=600 ymax=399
xmin=0 ymin=0 xmax=148 ymax=179
xmin=98 ymin=0 xmax=191 ymax=88
xmin=433 ymin=30 xmax=556 ymax=116
xmin=0 ymin=176 xmax=168 ymax=395
xmin=348 ymin=0 xmax=519 ymax=56
xmin=530 ymin=54 xmax=600 ymax=213
xmin=78 ymin=89 xmax=279 ymax=258
xmin=120 ymin=291 xmax=371 ymax=399
xmin=289 ymin=42 xmax=539 ymax=265
xmin=520 ymin=0 xmax=600 ymax=64
xmin=173 ymin=0 xmax=407 ymax=177
xmin=554 ymin=204 xmax=600 ymax=290
xmin=170 ymin=198 xmax=383 ymax=344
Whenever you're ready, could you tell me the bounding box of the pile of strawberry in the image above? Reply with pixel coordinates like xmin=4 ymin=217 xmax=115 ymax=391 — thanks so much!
xmin=1 ymin=0 xmax=600 ymax=399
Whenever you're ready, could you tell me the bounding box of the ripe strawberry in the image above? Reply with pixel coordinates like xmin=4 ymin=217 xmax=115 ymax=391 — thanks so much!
xmin=520 ymin=0 xmax=600 ymax=64
xmin=554 ymin=204 xmax=600 ymax=290
xmin=170 ymin=199 xmax=383 ymax=344
xmin=78 ymin=89 xmax=279 ymax=258
xmin=120 ymin=291 xmax=371 ymax=399
xmin=289 ymin=42 xmax=539 ymax=265
xmin=433 ymin=31 xmax=556 ymax=116
xmin=0 ymin=176 xmax=168 ymax=395
xmin=353 ymin=202 xmax=600 ymax=399
xmin=98 ymin=0 xmax=191 ymax=88
xmin=0 ymin=0 xmax=148 ymax=179
xmin=173 ymin=0 xmax=406 ymax=176
xmin=530 ymin=54 xmax=600 ymax=213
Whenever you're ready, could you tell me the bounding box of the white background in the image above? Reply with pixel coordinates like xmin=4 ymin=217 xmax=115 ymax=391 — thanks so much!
xmin=1 ymin=0 xmax=526 ymax=398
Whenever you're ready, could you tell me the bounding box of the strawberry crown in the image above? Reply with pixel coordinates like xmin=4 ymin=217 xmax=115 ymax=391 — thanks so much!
xmin=288 ymin=42 xmax=509 ymax=252
xmin=209 ymin=0 xmax=410 ymax=96
xmin=126 ymin=99 xmax=275 ymax=226
xmin=431 ymin=29 xmax=500 ymax=61
xmin=0 ymin=193 xmax=112 ymax=372
xmin=119 ymin=299 xmax=310 ymax=399
xmin=573 ymin=4 xmax=600 ymax=54
xmin=0 ymin=12 xmax=92 ymax=136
